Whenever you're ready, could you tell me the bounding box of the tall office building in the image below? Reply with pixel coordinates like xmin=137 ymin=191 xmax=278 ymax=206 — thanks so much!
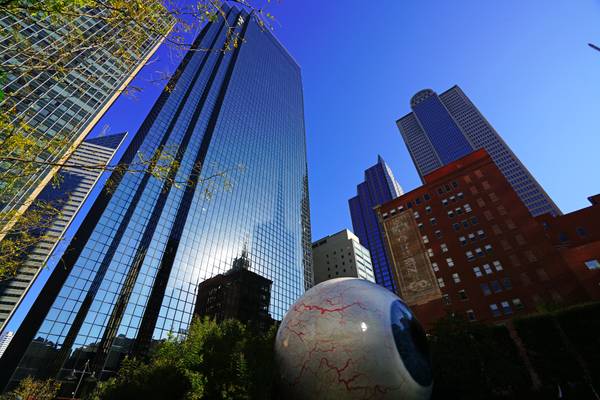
xmin=0 ymin=331 xmax=13 ymax=359
xmin=349 ymin=156 xmax=403 ymax=292
xmin=0 ymin=133 xmax=127 ymax=330
xmin=0 ymin=5 xmax=172 ymax=232
xmin=397 ymin=85 xmax=560 ymax=217
xmin=376 ymin=150 xmax=585 ymax=329
xmin=1 ymin=8 xmax=311 ymax=389
xmin=312 ymin=229 xmax=376 ymax=285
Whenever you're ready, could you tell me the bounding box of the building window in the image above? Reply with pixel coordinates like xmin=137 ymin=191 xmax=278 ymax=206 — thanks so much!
xmin=437 ymin=278 xmax=445 ymax=288
xmin=468 ymin=233 xmax=476 ymax=242
xmin=509 ymin=254 xmax=521 ymax=267
xmin=470 ymin=216 xmax=478 ymax=225
xmin=442 ymin=294 xmax=451 ymax=305
xmin=489 ymin=192 xmax=499 ymax=202
xmin=466 ymin=251 xmax=475 ymax=261
xmin=450 ymin=196 xmax=457 ymax=203
xmin=493 ymin=260 xmax=503 ymax=271
xmin=512 ymin=298 xmax=524 ymax=310
xmin=418 ymin=223 xmax=424 ymax=231
xmin=432 ymin=262 xmax=439 ymax=272
xmin=458 ymin=289 xmax=468 ymax=300
xmin=490 ymin=303 xmax=501 ymax=317
xmin=422 ymin=235 xmax=429 ymax=244
xmin=446 ymin=258 xmax=455 ymax=267
xmin=525 ymin=250 xmax=538 ymax=263
xmin=470 ymin=186 xmax=479 ymax=195
xmin=452 ymin=223 xmax=460 ymax=231
xmin=515 ymin=234 xmax=526 ymax=246
xmin=477 ymin=229 xmax=486 ymax=239
xmin=476 ymin=198 xmax=486 ymax=207
xmin=473 ymin=267 xmax=482 ymax=277
xmin=483 ymin=210 xmax=494 ymax=221
xmin=455 ymin=207 xmax=463 ymax=215
xmin=464 ymin=175 xmax=472 ymax=184
xmin=502 ymin=277 xmax=512 ymax=290
xmin=482 ymin=181 xmax=491 ymax=190
xmin=427 ymin=248 xmax=434 ymax=257
xmin=466 ymin=309 xmax=476 ymax=321
xmin=584 ymin=259 xmax=600 ymax=270
xmin=447 ymin=210 xmax=455 ymax=218
xmin=492 ymin=224 xmax=502 ymax=235
xmin=442 ymin=199 xmax=449 ymax=207
xmin=483 ymin=264 xmax=493 ymax=274
xmin=484 ymin=244 xmax=493 ymax=253
xmin=500 ymin=301 xmax=513 ymax=315
xmin=441 ymin=243 xmax=448 ymax=253
xmin=475 ymin=248 xmax=484 ymax=257
xmin=413 ymin=211 xmax=420 ymax=219
xmin=452 ymin=273 xmax=461 ymax=283
xmin=457 ymin=192 xmax=464 ymax=199
xmin=559 ymin=232 xmax=569 ymax=243
xmin=430 ymin=217 xmax=437 ymax=226
xmin=491 ymin=280 xmax=502 ymax=293
xmin=481 ymin=283 xmax=492 ymax=296
xmin=415 ymin=197 xmax=422 ymax=205
xmin=464 ymin=203 xmax=472 ymax=213
xmin=462 ymin=220 xmax=470 ymax=228
xmin=459 ymin=236 xmax=467 ymax=246
xmin=425 ymin=205 xmax=432 ymax=214
xmin=407 ymin=201 xmax=413 ymax=209
xmin=424 ymin=193 xmax=431 ymax=201
xmin=576 ymin=227 xmax=588 ymax=237
xmin=452 ymin=181 xmax=459 ymax=188
xmin=434 ymin=230 xmax=442 ymax=238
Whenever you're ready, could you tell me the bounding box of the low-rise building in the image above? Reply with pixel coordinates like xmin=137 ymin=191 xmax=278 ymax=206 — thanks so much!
xmin=537 ymin=194 xmax=600 ymax=300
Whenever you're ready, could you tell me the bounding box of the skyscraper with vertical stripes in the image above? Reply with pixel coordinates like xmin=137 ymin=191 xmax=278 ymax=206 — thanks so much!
xmin=0 ymin=4 xmax=172 ymax=235
xmin=397 ymin=85 xmax=560 ymax=217
xmin=0 ymin=133 xmax=126 ymax=331
xmin=349 ymin=156 xmax=403 ymax=293
xmin=1 ymin=7 xmax=312 ymax=389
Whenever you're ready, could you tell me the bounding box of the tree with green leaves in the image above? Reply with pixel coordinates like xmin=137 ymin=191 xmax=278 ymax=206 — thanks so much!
xmin=0 ymin=376 xmax=61 ymax=400
xmin=90 ymin=317 xmax=277 ymax=400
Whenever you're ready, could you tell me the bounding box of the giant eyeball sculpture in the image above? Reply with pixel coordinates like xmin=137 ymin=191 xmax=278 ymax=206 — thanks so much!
xmin=275 ymin=278 xmax=432 ymax=400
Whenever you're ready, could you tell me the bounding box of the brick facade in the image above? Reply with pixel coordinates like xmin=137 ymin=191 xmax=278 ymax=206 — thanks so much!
xmin=377 ymin=150 xmax=588 ymax=329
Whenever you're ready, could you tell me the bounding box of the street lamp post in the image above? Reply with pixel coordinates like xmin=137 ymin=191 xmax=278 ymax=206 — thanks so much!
xmin=70 ymin=360 xmax=95 ymax=400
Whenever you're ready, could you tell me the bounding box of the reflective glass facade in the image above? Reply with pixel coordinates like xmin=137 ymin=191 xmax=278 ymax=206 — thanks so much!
xmin=1 ymin=9 xmax=312 ymax=387
xmin=349 ymin=156 xmax=403 ymax=292
xmin=0 ymin=6 xmax=171 ymax=224
xmin=0 ymin=133 xmax=126 ymax=330
xmin=397 ymin=86 xmax=561 ymax=217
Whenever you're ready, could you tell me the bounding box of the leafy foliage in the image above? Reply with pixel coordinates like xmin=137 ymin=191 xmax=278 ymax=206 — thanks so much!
xmin=90 ymin=318 xmax=277 ymax=400
xmin=429 ymin=314 xmax=531 ymax=400
xmin=0 ymin=376 xmax=61 ymax=400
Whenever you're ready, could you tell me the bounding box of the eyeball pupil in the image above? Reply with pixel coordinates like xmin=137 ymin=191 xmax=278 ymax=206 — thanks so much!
xmin=390 ymin=300 xmax=433 ymax=386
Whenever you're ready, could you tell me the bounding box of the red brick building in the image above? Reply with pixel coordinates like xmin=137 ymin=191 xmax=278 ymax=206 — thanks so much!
xmin=376 ymin=149 xmax=588 ymax=328
xmin=536 ymin=195 xmax=600 ymax=300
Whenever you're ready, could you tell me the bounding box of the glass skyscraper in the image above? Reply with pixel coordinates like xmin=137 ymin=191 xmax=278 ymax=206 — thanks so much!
xmin=0 ymin=5 xmax=171 ymax=231
xmin=0 ymin=133 xmax=127 ymax=331
xmin=349 ymin=156 xmax=403 ymax=292
xmin=397 ymin=86 xmax=560 ymax=217
xmin=0 ymin=8 xmax=312 ymax=388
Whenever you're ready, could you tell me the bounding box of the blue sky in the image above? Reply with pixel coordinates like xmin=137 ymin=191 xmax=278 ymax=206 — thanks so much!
xmin=91 ymin=0 xmax=600 ymax=241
